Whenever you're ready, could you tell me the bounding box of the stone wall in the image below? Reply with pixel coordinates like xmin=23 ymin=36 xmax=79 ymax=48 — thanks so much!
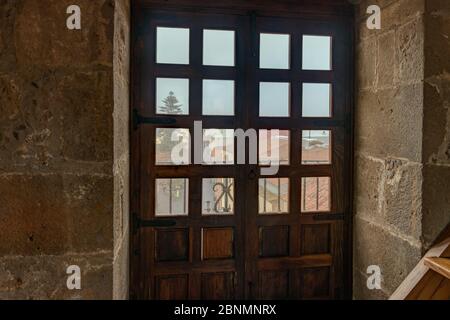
xmin=0 ymin=0 xmax=129 ymax=299
xmin=422 ymin=0 xmax=450 ymax=249
xmin=354 ymin=0 xmax=450 ymax=299
xmin=1 ymin=0 xmax=447 ymax=301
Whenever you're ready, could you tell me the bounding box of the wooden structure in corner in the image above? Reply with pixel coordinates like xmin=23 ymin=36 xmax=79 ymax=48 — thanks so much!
xmin=390 ymin=226 xmax=450 ymax=300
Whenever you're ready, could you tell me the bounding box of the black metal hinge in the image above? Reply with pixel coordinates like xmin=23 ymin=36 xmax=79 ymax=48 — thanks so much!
xmin=133 ymin=110 xmax=177 ymax=130
xmin=132 ymin=213 xmax=177 ymax=234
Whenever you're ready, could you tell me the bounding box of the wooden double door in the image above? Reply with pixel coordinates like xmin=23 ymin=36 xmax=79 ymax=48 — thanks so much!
xmin=131 ymin=3 xmax=353 ymax=300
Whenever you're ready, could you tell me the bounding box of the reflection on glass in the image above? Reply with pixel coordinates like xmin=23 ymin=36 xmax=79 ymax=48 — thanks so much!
xmin=203 ymin=29 xmax=235 ymax=66
xmin=302 ymin=130 xmax=331 ymax=165
xmin=301 ymin=177 xmax=331 ymax=213
xmin=156 ymin=128 xmax=190 ymax=165
xmin=156 ymin=27 xmax=190 ymax=65
xmin=156 ymin=78 xmax=189 ymax=115
xmin=203 ymin=80 xmax=235 ymax=116
xmin=260 ymin=33 xmax=290 ymax=69
xmin=302 ymin=35 xmax=332 ymax=70
xmin=155 ymin=179 xmax=189 ymax=216
xmin=302 ymin=83 xmax=331 ymax=118
xmin=259 ymin=178 xmax=289 ymax=214
xmin=203 ymin=129 xmax=235 ymax=165
xmin=259 ymin=82 xmax=290 ymax=117
xmin=259 ymin=130 xmax=290 ymax=165
xmin=202 ymin=178 xmax=234 ymax=215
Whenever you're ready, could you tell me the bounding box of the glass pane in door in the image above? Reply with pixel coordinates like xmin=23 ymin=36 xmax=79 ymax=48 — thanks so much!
xmin=202 ymin=178 xmax=235 ymax=215
xmin=155 ymin=178 xmax=189 ymax=216
xmin=258 ymin=178 xmax=290 ymax=214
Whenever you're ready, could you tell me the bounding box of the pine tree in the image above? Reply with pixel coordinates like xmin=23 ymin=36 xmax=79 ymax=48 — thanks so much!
xmin=159 ymin=91 xmax=183 ymax=114
xmin=157 ymin=92 xmax=184 ymax=157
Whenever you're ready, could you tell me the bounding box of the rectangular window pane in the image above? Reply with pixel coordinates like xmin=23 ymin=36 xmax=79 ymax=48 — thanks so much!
xmin=156 ymin=179 xmax=189 ymax=216
xmin=260 ymin=33 xmax=290 ymax=69
xmin=259 ymin=178 xmax=289 ymax=214
xmin=302 ymin=130 xmax=331 ymax=165
xmin=203 ymin=129 xmax=234 ymax=165
xmin=156 ymin=128 xmax=190 ymax=165
xmin=302 ymin=35 xmax=332 ymax=70
xmin=259 ymin=130 xmax=290 ymax=165
xmin=259 ymin=82 xmax=290 ymax=117
xmin=301 ymin=177 xmax=331 ymax=213
xmin=202 ymin=80 xmax=235 ymax=116
xmin=156 ymin=78 xmax=189 ymax=115
xmin=203 ymin=29 xmax=235 ymax=66
xmin=302 ymin=83 xmax=331 ymax=118
xmin=156 ymin=27 xmax=190 ymax=65
xmin=202 ymin=178 xmax=234 ymax=215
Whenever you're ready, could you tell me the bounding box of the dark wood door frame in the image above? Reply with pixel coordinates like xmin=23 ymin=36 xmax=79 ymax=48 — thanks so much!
xmin=130 ymin=0 xmax=355 ymax=300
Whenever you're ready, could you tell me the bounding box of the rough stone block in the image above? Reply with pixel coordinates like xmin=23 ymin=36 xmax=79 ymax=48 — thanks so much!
xmin=353 ymin=268 xmax=389 ymax=300
xmin=354 ymin=154 xmax=384 ymax=224
xmin=112 ymin=0 xmax=130 ymax=301
xmin=113 ymin=232 xmax=129 ymax=300
xmin=377 ymin=30 xmax=396 ymax=88
xmin=356 ymin=0 xmax=397 ymax=41
xmin=354 ymin=217 xmax=422 ymax=294
xmin=425 ymin=0 xmax=450 ymax=77
xmin=0 ymin=74 xmax=21 ymax=124
xmin=423 ymin=78 xmax=450 ymax=164
xmin=113 ymin=153 xmax=129 ymax=244
xmin=422 ymin=165 xmax=450 ymax=247
xmin=0 ymin=71 xmax=64 ymax=171
xmin=0 ymin=252 xmax=112 ymax=300
xmin=356 ymin=37 xmax=377 ymax=90
xmin=0 ymin=0 xmax=17 ymax=73
xmin=355 ymin=84 xmax=423 ymax=162
xmin=382 ymin=159 xmax=423 ymax=240
xmin=14 ymin=0 xmax=114 ymax=69
xmin=113 ymin=76 xmax=129 ymax=161
xmin=0 ymin=174 xmax=113 ymax=256
xmin=354 ymin=155 xmax=423 ymax=240
xmin=113 ymin=0 xmax=130 ymax=89
xmin=0 ymin=69 xmax=114 ymax=170
xmin=396 ymin=17 xmax=424 ymax=83
xmin=395 ymin=0 xmax=425 ymax=23
xmin=60 ymin=71 xmax=113 ymax=162
xmin=357 ymin=0 xmax=424 ymax=41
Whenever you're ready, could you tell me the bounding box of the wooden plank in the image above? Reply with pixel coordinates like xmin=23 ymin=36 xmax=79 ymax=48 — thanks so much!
xmin=416 ymin=273 xmax=446 ymax=300
xmin=406 ymin=271 xmax=434 ymax=300
xmin=257 ymin=254 xmax=332 ymax=270
xmin=431 ymin=279 xmax=450 ymax=300
xmin=390 ymin=239 xmax=450 ymax=300
xmin=424 ymin=258 xmax=450 ymax=280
